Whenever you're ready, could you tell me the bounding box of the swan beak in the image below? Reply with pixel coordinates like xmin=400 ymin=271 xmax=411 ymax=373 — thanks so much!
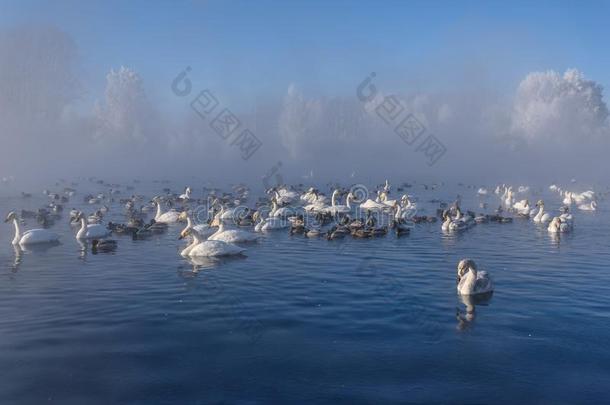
xmin=178 ymin=234 xmax=184 ymax=240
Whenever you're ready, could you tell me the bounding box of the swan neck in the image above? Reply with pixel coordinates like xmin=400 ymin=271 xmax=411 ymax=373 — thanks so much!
xmin=155 ymin=202 xmax=162 ymax=219
xmin=12 ymin=218 xmax=21 ymax=245
xmin=460 ymin=268 xmax=477 ymax=293
xmin=191 ymin=229 xmax=203 ymax=243
xmin=76 ymin=218 xmax=87 ymax=239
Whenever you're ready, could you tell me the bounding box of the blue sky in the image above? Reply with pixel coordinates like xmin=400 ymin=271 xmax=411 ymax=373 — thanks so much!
xmin=2 ymin=0 xmax=610 ymax=109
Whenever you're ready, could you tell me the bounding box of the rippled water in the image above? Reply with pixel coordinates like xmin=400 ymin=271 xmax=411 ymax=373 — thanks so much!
xmin=0 ymin=182 xmax=609 ymax=403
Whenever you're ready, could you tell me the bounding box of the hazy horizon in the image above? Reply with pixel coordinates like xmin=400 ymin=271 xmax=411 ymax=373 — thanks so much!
xmin=2 ymin=1 xmax=610 ymax=186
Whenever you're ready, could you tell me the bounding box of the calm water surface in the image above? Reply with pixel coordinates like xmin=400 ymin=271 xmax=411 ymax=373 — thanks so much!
xmin=0 ymin=182 xmax=609 ymax=404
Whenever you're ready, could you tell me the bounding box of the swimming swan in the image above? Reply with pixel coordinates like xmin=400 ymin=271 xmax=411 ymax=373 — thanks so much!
xmin=578 ymin=201 xmax=597 ymax=211
xmin=182 ymin=216 xmax=215 ymax=240
xmin=326 ymin=189 xmax=351 ymax=215
xmin=208 ymin=220 xmax=258 ymax=243
xmin=5 ymin=211 xmax=60 ymax=246
xmin=178 ymin=187 xmax=192 ymax=201
xmin=75 ymin=212 xmax=111 ymax=240
xmin=548 ymin=217 xmax=571 ymax=233
xmin=179 ymin=228 xmax=245 ymax=257
xmin=154 ymin=199 xmax=181 ymax=223
xmin=456 ymin=259 xmax=493 ymax=295
xmin=533 ymin=200 xmax=551 ymax=224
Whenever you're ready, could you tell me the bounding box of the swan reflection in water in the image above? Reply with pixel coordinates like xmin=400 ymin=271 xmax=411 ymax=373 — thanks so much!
xmin=11 ymin=245 xmax=23 ymax=272
xmin=178 ymin=255 xmax=247 ymax=277
xmin=77 ymin=239 xmax=88 ymax=261
xmin=10 ymin=242 xmax=62 ymax=272
xmin=456 ymin=292 xmax=493 ymax=331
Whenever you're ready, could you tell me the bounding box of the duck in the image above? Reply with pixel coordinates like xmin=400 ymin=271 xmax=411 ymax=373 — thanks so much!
xmin=305 ymin=227 xmax=323 ymax=238
xmin=153 ymin=199 xmax=181 ymax=223
xmin=91 ymin=239 xmax=117 ymax=253
xmin=392 ymin=219 xmax=411 ymax=236
xmin=533 ymin=200 xmax=551 ymax=224
xmin=179 ymin=228 xmax=245 ymax=257
xmin=208 ymin=220 xmax=258 ymax=243
xmin=75 ymin=212 xmax=111 ymax=240
xmin=5 ymin=211 xmax=60 ymax=246
xmin=456 ymin=259 xmax=493 ymax=296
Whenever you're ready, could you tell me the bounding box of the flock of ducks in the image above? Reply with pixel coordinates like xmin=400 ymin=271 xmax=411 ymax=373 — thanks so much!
xmin=3 ymin=178 xmax=604 ymax=296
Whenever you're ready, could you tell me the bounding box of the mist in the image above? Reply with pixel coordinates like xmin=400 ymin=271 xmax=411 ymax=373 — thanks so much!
xmin=1 ymin=24 xmax=609 ymax=190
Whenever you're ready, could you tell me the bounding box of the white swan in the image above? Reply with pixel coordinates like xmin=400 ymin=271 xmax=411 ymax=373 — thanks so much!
xmin=303 ymin=193 xmax=329 ymax=213
xmin=378 ymin=190 xmax=397 ymax=207
xmin=578 ymin=201 xmax=597 ymax=211
xmin=562 ymin=191 xmax=575 ymax=206
xmin=208 ymin=220 xmax=258 ymax=243
xmin=477 ymin=187 xmax=488 ymax=196
xmin=182 ymin=216 xmax=216 ymax=240
xmin=400 ymin=194 xmax=417 ymax=211
xmin=274 ymin=188 xmax=299 ymax=205
xmin=513 ymin=200 xmax=532 ymax=216
xmin=360 ymin=192 xmax=388 ymax=211
xmin=75 ymin=212 xmax=111 ymax=240
xmin=456 ymin=259 xmax=493 ymax=296
xmin=271 ymin=199 xmax=294 ymax=218
xmin=179 ymin=187 xmax=192 ymax=201
xmin=512 ymin=199 xmax=528 ymax=211
xmin=255 ymin=214 xmax=288 ymax=231
xmin=548 ymin=217 xmax=571 ymax=233
xmin=504 ymin=187 xmax=514 ymax=207
xmin=5 ymin=211 xmax=60 ymax=246
xmin=180 ymin=228 xmax=245 ymax=257
xmin=533 ymin=200 xmax=551 ymax=224
xmin=154 ymin=200 xmax=181 ymax=223
xmin=441 ymin=212 xmax=467 ymax=231
xmin=325 ymin=189 xmax=351 ymax=215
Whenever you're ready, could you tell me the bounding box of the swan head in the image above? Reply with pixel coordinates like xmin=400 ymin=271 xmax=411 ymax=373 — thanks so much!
xmin=535 ymin=200 xmax=544 ymax=207
xmin=457 ymin=259 xmax=477 ymax=282
xmin=4 ymin=211 xmax=17 ymax=222
xmin=178 ymin=227 xmax=192 ymax=240
xmin=178 ymin=211 xmax=189 ymax=221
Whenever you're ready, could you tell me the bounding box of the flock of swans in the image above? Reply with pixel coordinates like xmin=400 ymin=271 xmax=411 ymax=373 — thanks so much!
xmin=2 ymin=179 xmax=603 ymax=296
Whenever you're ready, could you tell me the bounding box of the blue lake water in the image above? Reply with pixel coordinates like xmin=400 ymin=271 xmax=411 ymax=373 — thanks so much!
xmin=0 ymin=181 xmax=609 ymax=403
